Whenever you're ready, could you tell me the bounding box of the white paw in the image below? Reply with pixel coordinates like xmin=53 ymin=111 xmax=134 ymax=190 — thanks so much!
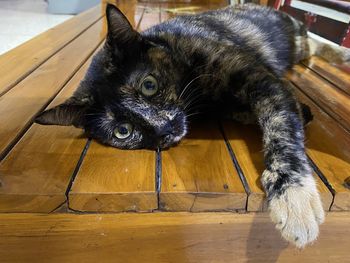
xmin=268 ymin=176 xmax=325 ymax=248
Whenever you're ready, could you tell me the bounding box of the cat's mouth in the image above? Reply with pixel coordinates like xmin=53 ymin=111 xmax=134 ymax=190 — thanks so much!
xmin=157 ymin=113 xmax=188 ymax=149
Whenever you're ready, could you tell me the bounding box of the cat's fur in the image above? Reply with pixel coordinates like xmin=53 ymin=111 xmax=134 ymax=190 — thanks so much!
xmin=36 ymin=3 xmax=348 ymax=247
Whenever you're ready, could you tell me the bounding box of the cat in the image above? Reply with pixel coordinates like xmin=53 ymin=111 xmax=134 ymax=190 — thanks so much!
xmin=35 ymin=3 xmax=347 ymax=247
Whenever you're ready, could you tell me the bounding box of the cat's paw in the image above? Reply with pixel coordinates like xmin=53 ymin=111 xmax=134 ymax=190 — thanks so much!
xmin=267 ymin=175 xmax=325 ymax=248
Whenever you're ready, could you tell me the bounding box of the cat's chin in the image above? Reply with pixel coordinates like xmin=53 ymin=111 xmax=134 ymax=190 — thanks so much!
xmin=157 ymin=121 xmax=188 ymax=149
xmin=158 ymin=135 xmax=183 ymax=149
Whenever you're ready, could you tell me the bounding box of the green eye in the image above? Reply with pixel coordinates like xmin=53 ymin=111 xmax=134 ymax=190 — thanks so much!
xmin=141 ymin=75 xmax=158 ymax=97
xmin=113 ymin=123 xmax=133 ymax=139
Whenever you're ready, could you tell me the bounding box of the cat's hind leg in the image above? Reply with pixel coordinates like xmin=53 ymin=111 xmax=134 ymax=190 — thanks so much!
xmin=294 ymin=31 xmax=350 ymax=65
xmin=288 ymin=14 xmax=350 ymax=65
xmin=306 ymin=33 xmax=350 ymax=64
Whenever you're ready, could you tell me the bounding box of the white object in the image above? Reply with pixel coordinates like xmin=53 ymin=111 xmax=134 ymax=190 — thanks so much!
xmin=48 ymin=0 xmax=99 ymax=14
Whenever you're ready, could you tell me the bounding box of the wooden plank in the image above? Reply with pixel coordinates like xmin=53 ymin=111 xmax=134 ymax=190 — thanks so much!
xmin=0 ymin=49 xmax=98 ymax=212
xmin=288 ymin=64 xmax=350 ymax=132
xmin=302 ymin=56 xmax=350 ymax=96
xmin=160 ymin=122 xmax=247 ymax=212
xmin=0 ymin=19 xmax=105 ymax=159
xmin=138 ymin=4 xmax=161 ymax=31
xmin=221 ymin=121 xmax=333 ymax=211
xmin=0 ymin=212 xmax=349 ymax=262
xmin=0 ymin=5 xmax=103 ymax=96
xmin=292 ymin=86 xmax=350 ymax=211
xmin=68 ymin=142 xmax=157 ymax=212
xmin=67 ymin=0 xmax=158 ymax=213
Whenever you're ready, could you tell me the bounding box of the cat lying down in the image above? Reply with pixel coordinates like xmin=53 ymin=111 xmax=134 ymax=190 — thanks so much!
xmin=36 ymin=3 xmax=348 ymax=248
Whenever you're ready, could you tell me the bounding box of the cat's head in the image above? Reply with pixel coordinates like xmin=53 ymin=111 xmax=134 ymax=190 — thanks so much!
xmin=35 ymin=4 xmax=189 ymax=149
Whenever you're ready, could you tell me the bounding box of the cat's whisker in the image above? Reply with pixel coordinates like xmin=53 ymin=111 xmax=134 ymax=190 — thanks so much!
xmin=185 ymin=112 xmax=203 ymax=119
xmin=183 ymin=86 xmax=202 ymax=103
xmin=183 ymin=93 xmax=205 ymax=110
xmin=179 ymin=74 xmax=213 ymax=100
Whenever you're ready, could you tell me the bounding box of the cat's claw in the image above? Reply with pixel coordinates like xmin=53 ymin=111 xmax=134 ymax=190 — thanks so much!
xmin=268 ymin=176 xmax=325 ymax=248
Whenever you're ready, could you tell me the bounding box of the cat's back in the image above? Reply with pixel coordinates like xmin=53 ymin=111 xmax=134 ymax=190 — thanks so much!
xmin=144 ymin=4 xmax=306 ymax=75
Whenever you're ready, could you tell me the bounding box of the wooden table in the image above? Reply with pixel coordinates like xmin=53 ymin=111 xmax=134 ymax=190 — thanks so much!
xmin=0 ymin=1 xmax=349 ymax=262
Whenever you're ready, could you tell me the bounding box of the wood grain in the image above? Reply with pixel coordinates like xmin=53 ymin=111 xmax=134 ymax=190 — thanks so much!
xmin=0 ymin=5 xmax=103 ymax=96
xmin=292 ymin=86 xmax=350 ymax=211
xmin=160 ymin=122 xmax=247 ymax=212
xmin=302 ymin=56 xmax=350 ymax=95
xmin=68 ymin=142 xmax=157 ymax=212
xmin=0 ymin=20 xmax=105 ymax=159
xmin=222 ymin=121 xmax=333 ymax=211
xmin=0 ymin=49 xmax=98 ymax=212
xmin=0 ymin=212 xmax=349 ymax=263
xmin=138 ymin=3 xmax=161 ymax=31
xmin=288 ymin=64 xmax=350 ymax=132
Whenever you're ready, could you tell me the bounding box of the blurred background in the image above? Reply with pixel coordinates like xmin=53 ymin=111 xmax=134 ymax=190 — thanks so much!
xmin=0 ymin=0 xmax=348 ymax=55
xmin=0 ymin=0 xmax=99 ymax=54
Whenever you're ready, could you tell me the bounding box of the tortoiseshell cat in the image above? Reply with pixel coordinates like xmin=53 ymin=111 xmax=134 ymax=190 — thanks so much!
xmin=36 ymin=4 xmax=348 ymax=247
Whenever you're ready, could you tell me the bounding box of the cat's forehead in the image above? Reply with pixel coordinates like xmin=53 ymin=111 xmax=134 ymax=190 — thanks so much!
xmin=146 ymin=47 xmax=175 ymax=68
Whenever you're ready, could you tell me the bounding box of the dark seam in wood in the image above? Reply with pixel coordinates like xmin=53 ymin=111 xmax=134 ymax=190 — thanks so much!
xmin=218 ymin=120 xmax=250 ymax=211
xmin=66 ymin=139 xmax=92 ymax=210
xmin=0 ymin=15 xmax=105 ymax=98
xmin=290 ymin=80 xmax=350 ymax=133
xmin=136 ymin=5 xmax=147 ymax=31
xmin=158 ymin=4 xmax=162 ymax=23
xmin=0 ymin=38 xmax=105 ymax=162
xmin=49 ymin=200 xmax=67 ymax=213
xmin=301 ymin=61 xmax=350 ymax=96
xmin=155 ymin=148 xmax=162 ymax=210
xmin=190 ymin=195 xmax=197 ymax=212
xmin=307 ymin=154 xmax=335 ymax=211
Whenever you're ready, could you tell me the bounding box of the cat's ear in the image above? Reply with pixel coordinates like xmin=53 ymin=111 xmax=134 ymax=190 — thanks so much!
xmin=105 ymin=4 xmax=142 ymax=52
xmin=35 ymin=96 xmax=91 ymax=128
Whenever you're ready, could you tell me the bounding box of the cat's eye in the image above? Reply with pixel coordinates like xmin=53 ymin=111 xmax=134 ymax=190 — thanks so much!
xmin=113 ymin=123 xmax=133 ymax=139
xmin=141 ymin=75 xmax=158 ymax=97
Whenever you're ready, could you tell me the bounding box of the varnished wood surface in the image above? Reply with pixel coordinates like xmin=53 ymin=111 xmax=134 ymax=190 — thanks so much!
xmin=289 ymin=64 xmax=350 ymax=132
xmin=222 ymin=121 xmax=333 ymax=212
xmin=0 ymin=212 xmax=350 ymax=263
xmin=0 ymin=50 xmax=98 ymax=212
xmin=160 ymin=123 xmax=247 ymax=212
xmin=0 ymin=5 xmax=103 ymax=97
xmin=0 ymin=20 xmax=105 ymax=160
xmin=69 ymin=142 xmax=157 ymax=212
xmin=302 ymin=57 xmax=350 ymax=96
xmin=292 ymin=86 xmax=350 ymax=211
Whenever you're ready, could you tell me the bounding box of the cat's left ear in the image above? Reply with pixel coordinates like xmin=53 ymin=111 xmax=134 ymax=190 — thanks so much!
xmin=105 ymin=4 xmax=142 ymax=53
xmin=35 ymin=96 xmax=92 ymax=128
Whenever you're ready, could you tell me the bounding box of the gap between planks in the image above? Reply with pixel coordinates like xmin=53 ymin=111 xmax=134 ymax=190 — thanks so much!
xmin=0 ymin=19 xmax=106 ymax=161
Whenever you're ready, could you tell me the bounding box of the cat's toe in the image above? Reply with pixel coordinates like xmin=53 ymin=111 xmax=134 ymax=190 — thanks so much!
xmin=268 ymin=176 xmax=324 ymax=248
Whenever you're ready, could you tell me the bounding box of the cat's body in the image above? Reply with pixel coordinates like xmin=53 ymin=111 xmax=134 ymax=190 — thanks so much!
xmin=36 ymin=3 xmax=349 ymax=248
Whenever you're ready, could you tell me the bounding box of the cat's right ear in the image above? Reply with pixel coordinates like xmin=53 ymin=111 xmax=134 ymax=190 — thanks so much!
xmin=35 ymin=96 xmax=91 ymax=128
xmin=105 ymin=4 xmax=142 ymax=54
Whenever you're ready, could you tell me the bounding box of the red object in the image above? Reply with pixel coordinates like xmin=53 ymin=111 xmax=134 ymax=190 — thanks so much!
xmin=304 ymin=12 xmax=317 ymax=28
xmin=273 ymin=0 xmax=350 ymax=47
xmin=274 ymin=0 xmax=283 ymax=10
xmin=341 ymin=24 xmax=350 ymax=48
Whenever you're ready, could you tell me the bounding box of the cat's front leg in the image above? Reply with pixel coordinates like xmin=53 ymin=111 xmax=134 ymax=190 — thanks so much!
xmin=243 ymin=72 xmax=324 ymax=248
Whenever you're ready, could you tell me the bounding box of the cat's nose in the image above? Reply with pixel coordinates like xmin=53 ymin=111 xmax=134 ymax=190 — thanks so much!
xmin=155 ymin=123 xmax=173 ymax=138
